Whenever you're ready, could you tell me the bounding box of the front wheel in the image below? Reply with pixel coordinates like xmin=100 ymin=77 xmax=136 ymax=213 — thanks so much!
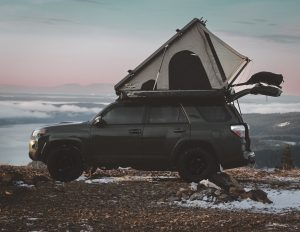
xmin=177 ymin=147 xmax=217 ymax=183
xmin=47 ymin=146 xmax=83 ymax=182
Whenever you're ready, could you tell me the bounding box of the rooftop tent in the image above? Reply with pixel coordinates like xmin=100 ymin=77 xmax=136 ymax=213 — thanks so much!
xmin=114 ymin=18 xmax=249 ymax=95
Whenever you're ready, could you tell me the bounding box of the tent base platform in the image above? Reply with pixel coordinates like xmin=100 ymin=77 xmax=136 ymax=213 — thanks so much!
xmin=120 ymin=89 xmax=225 ymax=99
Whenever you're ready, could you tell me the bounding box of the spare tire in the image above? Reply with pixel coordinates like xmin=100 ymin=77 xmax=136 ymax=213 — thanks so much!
xmin=47 ymin=146 xmax=83 ymax=182
xmin=177 ymin=147 xmax=217 ymax=183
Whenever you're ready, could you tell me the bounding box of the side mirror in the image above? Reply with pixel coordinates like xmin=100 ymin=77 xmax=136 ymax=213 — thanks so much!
xmin=93 ymin=116 xmax=104 ymax=127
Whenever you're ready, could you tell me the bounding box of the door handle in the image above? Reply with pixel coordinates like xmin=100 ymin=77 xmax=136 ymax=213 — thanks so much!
xmin=173 ymin=128 xmax=186 ymax=133
xmin=128 ymin=129 xmax=142 ymax=134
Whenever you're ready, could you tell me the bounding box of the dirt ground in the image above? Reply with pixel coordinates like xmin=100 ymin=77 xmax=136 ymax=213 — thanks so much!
xmin=1 ymin=165 xmax=300 ymax=232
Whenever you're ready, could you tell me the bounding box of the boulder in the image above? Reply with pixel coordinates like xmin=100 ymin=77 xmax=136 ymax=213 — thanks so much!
xmin=209 ymin=172 xmax=243 ymax=191
xmin=247 ymin=189 xmax=273 ymax=204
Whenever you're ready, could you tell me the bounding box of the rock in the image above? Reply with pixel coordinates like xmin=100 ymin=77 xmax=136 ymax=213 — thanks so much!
xmin=213 ymin=189 xmax=233 ymax=202
xmin=247 ymin=189 xmax=273 ymax=204
xmin=199 ymin=179 xmax=221 ymax=190
xmin=176 ymin=188 xmax=194 ymax=199
xmin=189 ymin=182 xmax=198 ymax=191
xmin=240 ymin=191 xmax=252 ymax=200
xmin=181 ymin=193 xmax=190 ymax=200
xmin=214 ymin=189 xmax=222 ymax=195
xmin=197 ymin=184 xmax=205 ymax=191
xmin=217 ymin=193 xmax=232 ymax=202
xmin=166 ymin=196 xmax=180 ymax=202
xmin=229 ymin=186 xmax=246 ymax=199
xmin=209 ymin=172 xmax=243 ymax=191
xmin=189 ymin=192 xmax=205 ymax=201
xmin=4 ymin=191 xmax=13 ymax=196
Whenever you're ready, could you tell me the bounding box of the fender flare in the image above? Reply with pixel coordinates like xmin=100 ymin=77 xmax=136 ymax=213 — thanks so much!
xmin=41 ymin=138 xmax=85 ymax=163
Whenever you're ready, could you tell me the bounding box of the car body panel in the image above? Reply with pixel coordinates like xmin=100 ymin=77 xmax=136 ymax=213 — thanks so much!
xmin=29 ymin=98 xmax=253 ymax=172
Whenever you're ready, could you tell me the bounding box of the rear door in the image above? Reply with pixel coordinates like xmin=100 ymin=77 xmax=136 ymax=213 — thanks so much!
xmin=142 ymin=103 xmax=190 ymax=163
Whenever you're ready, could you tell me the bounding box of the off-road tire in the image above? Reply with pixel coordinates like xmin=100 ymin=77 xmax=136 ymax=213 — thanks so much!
xmin=47 ymin=146 xmax=83 ymax=182
xmin=177 ymin=147 xmax=217 ymax=183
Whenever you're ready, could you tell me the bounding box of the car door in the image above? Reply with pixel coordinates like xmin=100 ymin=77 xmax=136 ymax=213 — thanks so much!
xmin=90 ymin=102 xmax=145 ymax=164
xmin=142 ymin=103 xmax=190 ymax=163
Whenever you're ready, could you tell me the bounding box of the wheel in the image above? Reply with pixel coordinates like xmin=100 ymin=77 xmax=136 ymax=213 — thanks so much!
xmin=47 ymin=146 xmax=83 ymax=182
xmin=177 ymin=147 xmax=217 ymax=183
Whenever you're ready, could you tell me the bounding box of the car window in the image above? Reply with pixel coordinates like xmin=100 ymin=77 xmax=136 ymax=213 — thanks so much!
xmin=196 ymin=106 xmax=231 ymax=122
xmin=102 ymin=105 xmax=145 ymax=124
xmin=147 ymin=105 xmax=187 ymax=123
xmin=183 ymin=105 xmax=231 ymax=122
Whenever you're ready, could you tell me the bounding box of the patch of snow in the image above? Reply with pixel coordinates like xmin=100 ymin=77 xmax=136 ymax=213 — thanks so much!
xmin=277 ymin=122 xmax=290 ymax=127
xmin=27 ymin=217 xmax=39 ymax=221
xmin=273 ymin=176 xmax=300 ymax=182
xmin=190 ymin=182 xmax=198 ymax=191
xmin=82 ymin=175 xmax=177 ymax=184
xmin=265 ymin=222 xmax=288 ymax=228
xmin=15 ymin=181 xmax=34 ymax=188
xmin=175 ymin=188 xmax=300 ymax=213
xmin=154 ymin=176 xmax=177 ymax=180
xmin=118 ymin=167 xmax=132 ymax=170
xmin=76 ymin=175 xmax=88 ymax=181
xmin=85 ymin=177 xmax=116 ymax=184
xmin=282 ymin=141 xmax=297 ymax=146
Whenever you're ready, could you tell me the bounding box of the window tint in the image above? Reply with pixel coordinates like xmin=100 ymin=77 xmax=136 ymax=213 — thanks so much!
xmin=102 ymin=105 xmax=144 ymax=124
xmin=183 ymin=105 xmax=231 ymax=122
xmin=148 ymin=105 xmax=187 ymax=123
xmin=196 ymin=106 xmax=231 ymax=122
xmin=183 ymin=106 xmax=202 ymax=122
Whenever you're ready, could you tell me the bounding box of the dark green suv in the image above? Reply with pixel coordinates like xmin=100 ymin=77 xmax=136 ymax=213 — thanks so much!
xmin=29 ymin=96 xmax=254 ymax=182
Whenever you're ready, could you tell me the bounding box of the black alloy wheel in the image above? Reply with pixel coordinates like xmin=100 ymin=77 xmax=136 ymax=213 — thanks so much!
xmin=47 ymin=146 xmax=83 ymax=182
xmin=177 ymin=147 xmax=217 ymax=183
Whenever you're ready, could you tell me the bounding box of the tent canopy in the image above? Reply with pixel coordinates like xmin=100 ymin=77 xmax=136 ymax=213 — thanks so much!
xmin=115 ymin=18 xmax=249 ymax=95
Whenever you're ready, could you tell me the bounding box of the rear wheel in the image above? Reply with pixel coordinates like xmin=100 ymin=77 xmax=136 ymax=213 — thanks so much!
xmin=177 ymin=147 xmax=217 ymax=183
xmin=47 ymin=146 xmax=83 ymax=182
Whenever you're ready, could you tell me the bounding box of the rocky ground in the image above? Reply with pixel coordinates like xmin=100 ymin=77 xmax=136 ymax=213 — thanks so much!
xmin=1 ymin=165 xmax=300 ymax=231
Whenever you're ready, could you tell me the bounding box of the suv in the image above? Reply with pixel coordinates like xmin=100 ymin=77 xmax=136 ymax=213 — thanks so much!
xmin=29 ymin=97 xmax=254 ymax=182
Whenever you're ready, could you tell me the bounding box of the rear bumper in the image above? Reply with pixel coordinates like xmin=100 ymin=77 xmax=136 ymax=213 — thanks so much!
xmin=243 ymin=150 xmax=255 ymax=164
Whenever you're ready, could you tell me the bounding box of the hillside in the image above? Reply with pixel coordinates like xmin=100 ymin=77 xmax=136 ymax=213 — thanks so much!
xmin=1 ymin=165 xmax=300 ymax=231
xmin=244 ymin=113 xmax=300 ymax=138
xmin=243 ymin=113 xmax=300 ymax=168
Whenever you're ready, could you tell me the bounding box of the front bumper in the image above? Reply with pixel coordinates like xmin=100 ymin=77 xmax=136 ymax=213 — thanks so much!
xmin=29 ymin=139 xmax=40 ymax=161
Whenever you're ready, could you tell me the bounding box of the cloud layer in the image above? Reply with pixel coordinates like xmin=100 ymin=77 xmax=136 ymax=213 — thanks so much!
xmin=1 ymin=100 xmax=300 ymax=120
xmin=0 ymin=100 xmax=102 ymax=119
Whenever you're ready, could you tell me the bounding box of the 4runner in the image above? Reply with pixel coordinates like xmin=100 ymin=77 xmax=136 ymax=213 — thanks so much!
xmin=29 ymin=94 xmax=255 ymax=182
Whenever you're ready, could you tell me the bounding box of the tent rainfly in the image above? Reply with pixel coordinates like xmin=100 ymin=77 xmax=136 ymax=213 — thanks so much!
xmin=114 ymin=18 xmax=250 ymax=95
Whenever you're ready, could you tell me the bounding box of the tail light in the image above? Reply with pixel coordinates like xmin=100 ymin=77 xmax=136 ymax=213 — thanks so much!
xmin=230 ymin=125 xmax=246 ymax=138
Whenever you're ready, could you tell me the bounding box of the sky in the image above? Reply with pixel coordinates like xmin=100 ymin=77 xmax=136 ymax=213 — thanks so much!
xmin=0 ymin=0 xmax=299 ymax=95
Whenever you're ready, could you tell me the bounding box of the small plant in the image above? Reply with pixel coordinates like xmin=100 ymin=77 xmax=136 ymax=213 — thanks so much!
xmin=281 ymin=145 xmax=294 ymax=170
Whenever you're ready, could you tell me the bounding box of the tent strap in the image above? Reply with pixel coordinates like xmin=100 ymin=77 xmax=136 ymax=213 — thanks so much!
xmin=153 ymin=44 xmax=169 ymax=90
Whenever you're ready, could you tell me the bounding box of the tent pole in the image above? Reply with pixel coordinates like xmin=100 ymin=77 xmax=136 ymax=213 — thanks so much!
xmin=153 ymin=44 xmax=169 ymax=90
xmin=229 ymin=58 xmax=250 ymax=87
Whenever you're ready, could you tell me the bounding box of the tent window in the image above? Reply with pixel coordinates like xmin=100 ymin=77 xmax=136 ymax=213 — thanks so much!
xmin=169 ymin=50 xmax=211 ymax=90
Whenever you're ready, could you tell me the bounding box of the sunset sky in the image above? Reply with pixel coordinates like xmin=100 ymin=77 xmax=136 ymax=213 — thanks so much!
xmin=0 ymin=0 xmax=299 ymax=95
